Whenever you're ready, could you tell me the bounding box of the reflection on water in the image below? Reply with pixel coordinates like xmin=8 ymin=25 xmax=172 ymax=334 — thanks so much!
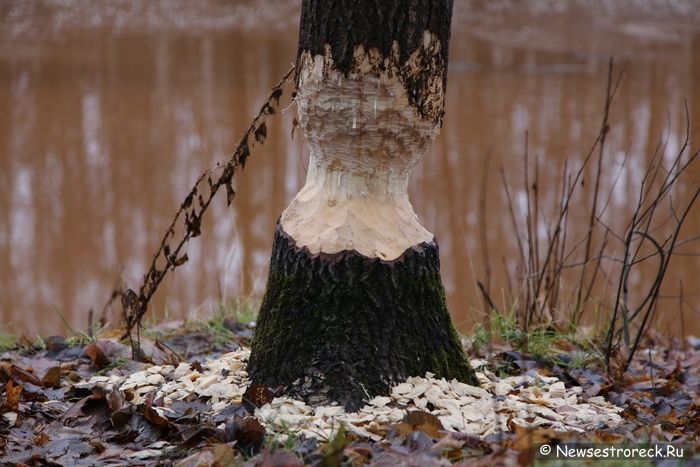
xmin=1 ymin=1 xmax=699 ymax=337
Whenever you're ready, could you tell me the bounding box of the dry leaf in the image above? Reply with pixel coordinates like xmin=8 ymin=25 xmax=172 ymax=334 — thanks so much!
xmin=260 ymin=450 xmax=303 ymax=467
xmin=3 ymin=380 xmax=22 ymax=411
xmin=176 ymin=444 xmax=235 ymax=467
xmin=243 ymin=384 xmax=274 ymax=413
xmin=84 ymin=343 xmax=111 ymax=369
xmin=400 ymin=411 xmax=445 ymax=438
xmin=42 ymin=366 xmax=61 ymax=388
xmin=225 ymin=416 xmax=265 ymax=453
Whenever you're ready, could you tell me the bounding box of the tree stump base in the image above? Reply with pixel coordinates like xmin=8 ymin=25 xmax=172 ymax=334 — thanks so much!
xmin=248 ymin=224 xmax=477 ymax=410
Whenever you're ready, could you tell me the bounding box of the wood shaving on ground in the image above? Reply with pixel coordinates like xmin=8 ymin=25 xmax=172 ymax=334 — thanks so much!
xmin=74 ymin=349 xmax=623 ymax=442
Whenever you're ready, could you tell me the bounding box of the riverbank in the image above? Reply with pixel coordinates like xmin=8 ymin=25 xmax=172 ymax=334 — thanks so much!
xmin=1 ymin=309 xmax=697 ymax=465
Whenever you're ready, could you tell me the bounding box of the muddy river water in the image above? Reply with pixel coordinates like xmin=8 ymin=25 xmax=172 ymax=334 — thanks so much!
xmin=1 ymin=0 xmax=700 ymax=337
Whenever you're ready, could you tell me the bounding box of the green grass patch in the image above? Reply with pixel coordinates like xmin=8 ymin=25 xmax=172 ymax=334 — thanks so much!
xmin=97 ymin=356 xmax=131 ymax=375
xmin=0 ymin=331 xmax=16 ymax=352
xmin=472 ymin=310 xmax=604 ymax=369
xmin=142 ymin=298 xmax=259 ymax=347
xmin=199 ymin=299 xmax=258 ymax=347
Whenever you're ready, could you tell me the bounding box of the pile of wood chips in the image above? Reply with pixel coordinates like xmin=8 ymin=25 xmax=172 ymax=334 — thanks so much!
xmin=75 ymin=349 xmax=623 ymax=442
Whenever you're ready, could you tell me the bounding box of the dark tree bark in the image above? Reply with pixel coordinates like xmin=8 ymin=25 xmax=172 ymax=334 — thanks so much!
xmin=248 ymin=0 xmax=476 ymax=410
xmin=296 ymin=0 xmax=453 ymax=124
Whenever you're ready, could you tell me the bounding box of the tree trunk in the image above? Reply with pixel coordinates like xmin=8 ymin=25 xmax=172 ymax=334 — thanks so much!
xmin=248 ymin=0 xmax=477 ymax=410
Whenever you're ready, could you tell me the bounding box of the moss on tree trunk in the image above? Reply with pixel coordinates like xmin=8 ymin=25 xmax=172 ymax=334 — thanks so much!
xmin=248 ymin=225 xmax=477 ymax=410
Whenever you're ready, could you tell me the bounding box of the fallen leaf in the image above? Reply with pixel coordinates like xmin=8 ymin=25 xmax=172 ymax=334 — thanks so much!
xmin=143 ymin=392 xmax=171 ymax=428
xmin=260 ymin=450 xmax=303 ymax=467
xmin=225 ymin=416 xmax=265 ymax=454
xmin=243 ymin=384 xmax=274 ymax=413
xmin=89 ymin=439 xmax=106 ymax=454
xmin=3 ymin=380 xmax=22 ymax=411
xmin=84 ymin=343 xmax=111 ymax=369
xmin=42 ymin=366 xmax=61 ymax=388
xmin=0 ymin=362 xmax=43 ymax=387
xmin=176 ymin=443 xmax=235 ymax=467
xmin=44 ymin=335 xmax=67 ymax=354
xmin=180 ymin=426 xmax=223 ymax=449
xmin=128 ymin=448 xmax=164 ymax=460
xmin=168 ymin=400 xmax=211 ymax=423
xmin=106 ymin=388 xmax=124 ymax=413
xmin=33 ymin=433 xmax=50 ymax=446
xmin=397 ymin=411 xmax=445 ymax=439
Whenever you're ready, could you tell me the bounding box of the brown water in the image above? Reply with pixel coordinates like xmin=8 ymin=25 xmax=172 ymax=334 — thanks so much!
xmin=2 ymin=1 xmax=700 ymax=338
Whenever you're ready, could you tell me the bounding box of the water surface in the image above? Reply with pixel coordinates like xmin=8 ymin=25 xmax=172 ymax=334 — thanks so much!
xmin=1 ymin=0 xmax=699 ymax=337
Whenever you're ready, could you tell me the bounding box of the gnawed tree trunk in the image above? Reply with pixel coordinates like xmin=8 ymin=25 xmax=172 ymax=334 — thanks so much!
xmin=248 ymin=0 xmax=477 ymax=410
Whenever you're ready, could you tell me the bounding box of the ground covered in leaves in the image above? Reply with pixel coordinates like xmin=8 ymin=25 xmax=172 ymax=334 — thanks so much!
xmin=1 ymin=318 xmax=698 ymax=466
